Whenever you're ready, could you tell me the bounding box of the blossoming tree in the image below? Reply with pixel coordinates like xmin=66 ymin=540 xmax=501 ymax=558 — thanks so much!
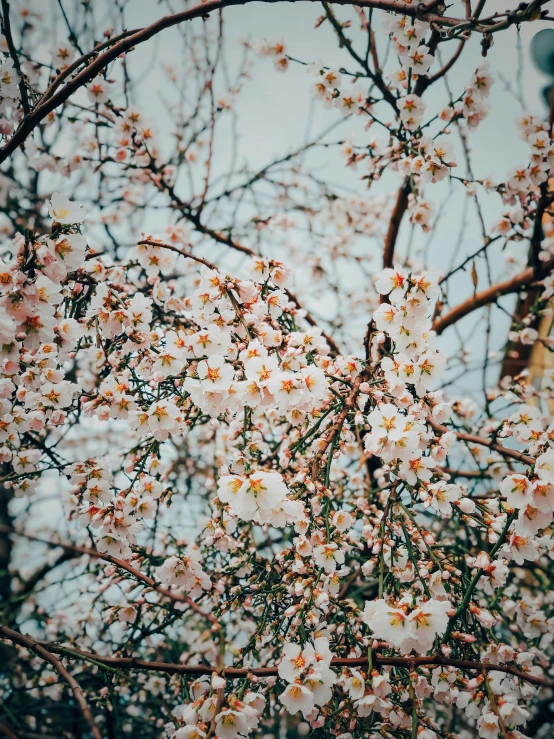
xmin=1 ymin=1 xmax=554 ymax=738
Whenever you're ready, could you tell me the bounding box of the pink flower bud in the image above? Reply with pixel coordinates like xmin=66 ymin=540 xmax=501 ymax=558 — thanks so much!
xmin=458 ymin=497 xmax=476 ymax=514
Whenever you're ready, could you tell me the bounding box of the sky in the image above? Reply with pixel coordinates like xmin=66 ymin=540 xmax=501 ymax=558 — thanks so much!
xmin=115 ymin=0 xmax=554 ymax=382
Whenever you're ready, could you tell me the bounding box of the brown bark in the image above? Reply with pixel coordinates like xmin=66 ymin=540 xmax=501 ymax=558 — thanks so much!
xmin=3 ymin=632 xmax=549 ymax=688
xmin=433 ymin=259 xmax=554 ymax=335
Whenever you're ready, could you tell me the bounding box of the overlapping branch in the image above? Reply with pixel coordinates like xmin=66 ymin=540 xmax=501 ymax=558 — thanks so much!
xmin=0 ymin=525 xmax=221 ymax=628
xmin=1 ymin=0 xmax=550 ymax=165
xmin=0 ymin=626 xmax=102 ymax=739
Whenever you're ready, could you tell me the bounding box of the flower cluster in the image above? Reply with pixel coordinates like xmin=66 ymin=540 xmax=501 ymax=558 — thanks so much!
xmin=278 ymin=636 xmax=336 ymax=717
xmin=383 ymin=15 xmax=433 ymax=86
xmin=363 ymin=597 xmax=452 ymax=654
xmin=0 ymin=40 xmax=21 ymax=136
xmin=167 ymin=678 xmax=267 ymax=739
xmin=217 ymin=470 xmax=303 ymax=526
xmin=367 ymin=266 xmax=446 ymax=481
xmin=3 ymin=175 xmax=552 ymax=739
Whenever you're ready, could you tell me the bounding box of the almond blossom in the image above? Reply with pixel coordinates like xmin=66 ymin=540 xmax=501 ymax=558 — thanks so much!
xmin=2 ymin=6 xmax=554 ymax=739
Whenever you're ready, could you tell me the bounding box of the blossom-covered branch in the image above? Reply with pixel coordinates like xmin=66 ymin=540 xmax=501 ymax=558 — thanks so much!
xmin=1 ymin=2 xmax=554 ymax=738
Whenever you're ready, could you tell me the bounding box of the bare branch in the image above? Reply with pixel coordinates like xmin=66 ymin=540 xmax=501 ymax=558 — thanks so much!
xmin=0 ymin=626 xmax=102 ymax=739
xmin=433 ymin=259 xmax=554 ymax=335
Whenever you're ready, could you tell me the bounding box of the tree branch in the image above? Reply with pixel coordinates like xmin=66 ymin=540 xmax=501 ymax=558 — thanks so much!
xmin=5 ymin=635 xmax=550 ymax=688
xmin=433 ymin=259 xmax=554 ymax=335
xmin=0 ymin=721 xmax=18 ymax=739
xmin=428 ymin=417 xmax=535 ymax=466
xmin=0 ymin=0 xmax=30 ymax=115
xmin=0 ymin=525 xmax=221 ymax=628
xmin=382 ymin=178 xmax=411 ymax=269
xmin=138 ymin=239 xmax=217 ymax=270
xmin=0 ymin=626 xmax=102 ymax=739
xmin=0 ymin=0 xmax=546 ymax=165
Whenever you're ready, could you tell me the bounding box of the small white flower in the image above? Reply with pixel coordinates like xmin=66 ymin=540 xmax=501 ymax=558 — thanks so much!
xmin=47 ymin=192 xmax=86 ymax=225
xmin=280 ymin=683 xmax=315 ymax=718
